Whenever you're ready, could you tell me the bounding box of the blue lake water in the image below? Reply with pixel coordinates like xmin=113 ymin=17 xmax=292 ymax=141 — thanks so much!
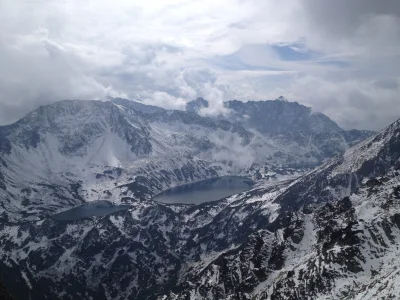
xmin=153 ymin=176 xmax=254 ymax=205
xmin=52 ymin=201 xmax=131 ymax=221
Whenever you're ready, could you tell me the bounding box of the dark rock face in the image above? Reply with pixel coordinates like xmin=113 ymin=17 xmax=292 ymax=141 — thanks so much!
xmin=343 ymin=129 xmax=377 ymax=146
xmin=0 ymin=170 xmax=5 ymax=190
xmin=0 ymin=131 xmax=12 ymax=155
xmin=0 ymin=277 xmax=15 ymax=300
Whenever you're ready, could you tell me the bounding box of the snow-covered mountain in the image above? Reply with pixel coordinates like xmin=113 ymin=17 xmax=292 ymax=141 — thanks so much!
xmin=186 ymin=97 xmax=374 ymax=140
xmin=0 ymin=98 xmax=372 ymax=222
xmin=0 ymin=98 xmax=392 ymax=300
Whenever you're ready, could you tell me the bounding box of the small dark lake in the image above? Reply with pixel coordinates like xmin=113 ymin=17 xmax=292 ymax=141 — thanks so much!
xmin=52 ymin=200 xmax=131 ymax=221
xmin=153 ymin=176 xmax=254 ymax=205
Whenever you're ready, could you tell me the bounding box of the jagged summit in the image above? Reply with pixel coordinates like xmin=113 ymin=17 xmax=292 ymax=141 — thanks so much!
xmin=224 ymin=98 xmax=342 ymax=133
xmin=185 ymin=97 xmax=209 ymax=113
xmin=185 ymin=96 xmax=356 ymax=134
xmin=276 ymin=95 xmax=289 ymax=102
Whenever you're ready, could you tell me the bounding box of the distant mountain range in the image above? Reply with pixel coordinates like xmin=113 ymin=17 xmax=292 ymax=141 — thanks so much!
xmin=2 ymin=97 xmax=398 ymax=300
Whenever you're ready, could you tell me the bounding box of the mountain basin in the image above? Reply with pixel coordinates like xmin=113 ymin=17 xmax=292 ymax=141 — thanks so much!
xmin=153 ymin=176 xmax=254 ymax=205
xmin=51 ymin=200 xmax=131 ymax=221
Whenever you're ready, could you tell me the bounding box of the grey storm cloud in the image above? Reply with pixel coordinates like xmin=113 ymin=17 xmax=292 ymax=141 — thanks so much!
xmin=0 ymin=0 xmax=399 ymax=130
xmin=302 ymin=0 xmax=400 ymax=36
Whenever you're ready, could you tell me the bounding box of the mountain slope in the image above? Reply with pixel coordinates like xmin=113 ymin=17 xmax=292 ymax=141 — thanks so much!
xmin=159 ymin=117 xmax=400 ymax=300
xmin=163 ymin=171 xmax=400 ymax=300
xmin=276 ymin=118 xmax=400 ymax=212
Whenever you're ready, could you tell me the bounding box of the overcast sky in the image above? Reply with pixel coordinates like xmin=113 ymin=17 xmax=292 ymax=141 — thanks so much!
xmin=1 ymin=0 xmax=400 ymax=130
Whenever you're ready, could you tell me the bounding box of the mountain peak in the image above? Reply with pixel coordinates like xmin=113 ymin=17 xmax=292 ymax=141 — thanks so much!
xmin=186 ymin=97 xmax=209 ymax=113
xmin=276 ymin=95 xmax=289 ymax=102
xmin=1 ymin=99 xmax=152 ymax=158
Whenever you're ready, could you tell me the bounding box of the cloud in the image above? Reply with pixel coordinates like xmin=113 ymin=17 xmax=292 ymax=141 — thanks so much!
xmin=0 ymin=0 xmax=399 ymax=130
xmin=278 ymin=76 xmax=400 ymax=130
xmin=143 ymin=92 xmax=186 ymax=110
xmin=0 ymin=29 xmax=115 ymax=123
